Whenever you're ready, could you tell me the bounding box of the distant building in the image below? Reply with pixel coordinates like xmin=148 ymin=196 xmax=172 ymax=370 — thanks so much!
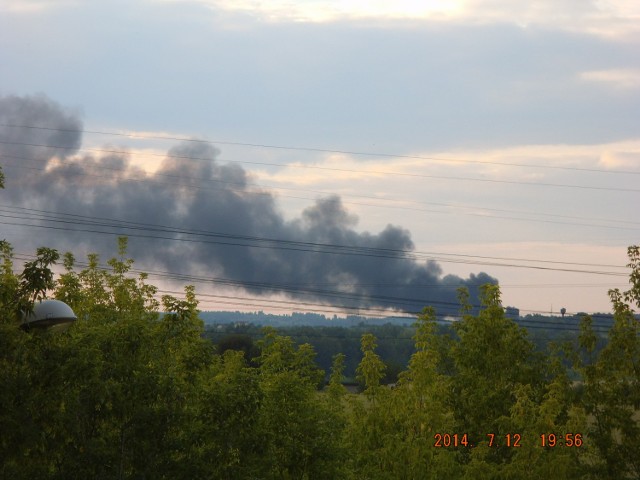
xmin=505 ymin=306 xmax=520 ymax=320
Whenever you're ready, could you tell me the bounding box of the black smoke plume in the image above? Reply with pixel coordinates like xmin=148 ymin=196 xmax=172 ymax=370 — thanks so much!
xmin=1 ymin=94 xmax=497 ymax=315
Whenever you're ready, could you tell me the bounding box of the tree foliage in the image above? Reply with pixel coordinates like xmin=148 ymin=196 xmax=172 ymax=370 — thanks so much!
xmin=0 ymin=239 xmax=639 ymax=479
xmin=573 ymin=245 xmax=640 ymax=479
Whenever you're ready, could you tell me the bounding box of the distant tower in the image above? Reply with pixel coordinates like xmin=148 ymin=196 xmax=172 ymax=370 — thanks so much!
xmin=560 ymin=307 xmax=566 ymax=318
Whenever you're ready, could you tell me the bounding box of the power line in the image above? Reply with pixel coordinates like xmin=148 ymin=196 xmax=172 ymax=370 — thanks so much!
xmin=0 ymin=204 xmax=629 ymax=273
xmin=0 ymin=224 xmax=628 ymax=279
xmin=10 ymin=249 xmax=622 ymax=325
xmin=2 ymin=122 xmax=639 ymax=176
xmin=3 ymin=152 xmax=639 ymax=232
xmin=0 ymin=208 xmax=631 ymax=321
xmin=1 ymin=126 xmax=633 ymax=331
xmin=3 ymin=140 xmax=639 ymax=194
xmin=168 ymin=291 xmax=617 ymax=333
xmin=13 ymin=244 xmax=623 ymax=289
xmin=7 ymin=246 xmax=622 ymax=333
xmin=202 ymin=318 xmax=598 ymax=336
xmin=156 ymin=289 xmax=418 ymax=319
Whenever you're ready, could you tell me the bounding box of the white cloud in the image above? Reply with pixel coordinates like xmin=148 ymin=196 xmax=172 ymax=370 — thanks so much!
xmin=179 ymin=0 xmax=465 ymax=22
xmin=246 ymin=139 xmax=640 ymax=255
xmin=0 ymin=0 xmax=79 ymax=13
xmin=599 ymin=150 xmax=640 ymax=169
xmin=166 ymin=0 xmax=640 ymax=37
xmin=580 ymin=69 xmax=640 ymax=89
xmin=462 ymin=0 xmax=640 ymax=35
xmin=253 ymin=140 xmax=640 ymax=189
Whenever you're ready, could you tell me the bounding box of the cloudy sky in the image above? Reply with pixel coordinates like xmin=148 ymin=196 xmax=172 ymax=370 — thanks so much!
xmin=1 ymin=0 xmax=639 ymax=317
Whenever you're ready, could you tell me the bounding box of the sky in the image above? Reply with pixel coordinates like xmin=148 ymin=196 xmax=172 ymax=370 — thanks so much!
xmin=0 ymin=0 xmax=639 ymax=318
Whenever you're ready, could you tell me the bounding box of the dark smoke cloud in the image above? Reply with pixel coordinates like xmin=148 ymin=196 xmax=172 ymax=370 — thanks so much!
xmin=0 ymin=94 xmax=82 ymax=166
xmin=1 ymin=94 xmax=497 ymax=314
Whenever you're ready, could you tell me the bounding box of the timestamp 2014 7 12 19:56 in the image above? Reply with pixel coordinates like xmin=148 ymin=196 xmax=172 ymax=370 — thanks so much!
xmin=433 ymin=433 xmax=583 ymax=448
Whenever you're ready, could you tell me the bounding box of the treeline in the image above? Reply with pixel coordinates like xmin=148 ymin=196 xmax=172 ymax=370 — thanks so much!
xmin=204 ymin=318 xmax=605 ymax=383
xmin=200 ymin=310 xmax=407 ymax=327
xmin=205 ymin=322 xmax=416 ymax=383
xmin=1 ymin=238 xmax=639 ymax=479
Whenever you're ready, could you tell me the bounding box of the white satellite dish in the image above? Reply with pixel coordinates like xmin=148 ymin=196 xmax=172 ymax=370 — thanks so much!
xmin=21 ymin=299 xmax=77 ymax=331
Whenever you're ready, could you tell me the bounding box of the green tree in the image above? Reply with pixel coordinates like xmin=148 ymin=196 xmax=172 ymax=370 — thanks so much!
xmin=327 ymin=352 xmax=348 ymax=402
xmin=0 ymin=240 xmax=19 ymax=323
xmin=577 ymin=245 xmax=640 ymax=478
xmin=501 ymin=355 xmax=587 ymax=479
xmin=54 ymin=252 xmax=83 ymax=309
xmin=0 ymin=239 xmax=212 ymax=479
xmin=356 ymin=333 xmax=386 ymax=395
xmin=450 ymin=284 xmax=545 ymax=469
xmin=364 ymin=308 xmax=459 ymax=479
xmin=346 ymin=333 xmax=397 ymax=478
xmin=216 ymin=333 xmax=260 ymax=363
xmin=395 ymin=307 xmax=459 ymax=478
xmin=256 ymin=328 xmax=342 ymax=479
xmin=5 ymin=236 xmax=639 ymax=479
xmin=0 ymin=243 xmax=60 ymax=324
xmin=19 ymin=248 xmax=60 ymax=304
xmin=174 ymin=350 xmax=263 ymax=478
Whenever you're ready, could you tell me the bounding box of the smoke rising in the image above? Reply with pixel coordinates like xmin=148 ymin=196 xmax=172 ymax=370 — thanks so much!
xmin=1 ymin=94 xmax=497 ymax=314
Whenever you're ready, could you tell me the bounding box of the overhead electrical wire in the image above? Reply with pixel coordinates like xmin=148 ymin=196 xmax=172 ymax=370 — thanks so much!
xmin=0 ymin=179 xmax=632 ymax=321
xmin=155 ymin=287 xmax=618 ymax=332
xmin=1 ymin=124 xmax=635 ymax=329
xmin=1 ymin=122 xmax=640 ymax=176
xmin=9 ymin=252 xmax=479 ymax=318
xmin=2 ymin=152 xmax=639 ymax=233
xmin=2 ymin=139 xmax=640 ymax=194
xmin=2 ymin=124 xmax=639 ymax=228
xmin=1 ymin=233 xmax=633 ymax=319
xmin=9 ymin=250 xmax=618 ymax=334
xmin=10 ymin=247 xmax=624 ymax=323
xmin=0 ymin=204 xmax=629 ymax=275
